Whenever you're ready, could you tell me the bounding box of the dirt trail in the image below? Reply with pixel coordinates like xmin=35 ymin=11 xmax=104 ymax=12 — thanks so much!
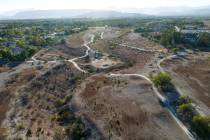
xmin=67 ymin=34 xmax=95 ymax=73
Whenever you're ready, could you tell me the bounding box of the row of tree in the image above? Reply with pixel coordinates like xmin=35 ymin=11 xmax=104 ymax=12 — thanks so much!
xmin=160 ymin=29 xmax=210 ymax=49
xmin=0 ymin=46 xmax=38 ymax=62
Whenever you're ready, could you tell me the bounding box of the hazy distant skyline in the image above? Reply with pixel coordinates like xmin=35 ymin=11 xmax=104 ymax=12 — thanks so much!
xmin=0 ymin=0 xmax=210 ymax=14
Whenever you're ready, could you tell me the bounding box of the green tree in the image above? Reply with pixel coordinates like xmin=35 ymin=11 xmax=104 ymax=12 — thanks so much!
xmin=27 ymin=47 xmax=38 ymax=57
xmin=198 ymin=33 xmax=210 ymax=47
xmin=176 ymin=96 xmax=193 ymax=106
xmin=0 ymin=47 xmax=11 ymax=59
xmin=160 ymin=29 xmax=182 ymax=47
xmin=177 ymin=103 xmax=194 ymax=122
xmin=191 ymin=115 xmax=210 ymax=140
xmin=152 ymin=72 xmax=172 ymax=91
xmin=16 ymin=39 xmax=26 ymax=48
xmin=60 ymin=39 xmax=66 ymax=44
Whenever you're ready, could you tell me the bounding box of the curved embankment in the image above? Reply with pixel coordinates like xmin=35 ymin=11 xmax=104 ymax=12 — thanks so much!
xmin=108 ymin=73 xmax=195 ymax=140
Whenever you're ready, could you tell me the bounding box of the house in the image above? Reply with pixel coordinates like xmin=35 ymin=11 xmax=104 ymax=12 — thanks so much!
xmin=182 ymin=33 xmax=198 ymax=45
xmin=11 ymin=47 xmax=24 ymax=55
xmin=95 ymin=51 xmax=103 ymax=59
xmin=6 ymin=42 xmax=16 ymax=47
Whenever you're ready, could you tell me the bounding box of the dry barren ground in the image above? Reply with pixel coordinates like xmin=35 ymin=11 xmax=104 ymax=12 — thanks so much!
xmin=0 ymin=27 xmax=192 ymax=140
xmin=114 ymin=32 xmax=163 ymax=51
xmin=0 ymin=68 xmax=38 ymax=139
xmin=90 ymin=39 xmax=157 ymax=74
xmin=162 ymin=53 xmax=210 ymax=114
xmin=72 ymin=75 xmax=189 ymax=140
xmin=4 ymin=63 xmax=86 ymax=139
xmin=34 ymin=44 xmax=86 ymax=61
xmin=67 ymin=32 xmax=86 ymax=47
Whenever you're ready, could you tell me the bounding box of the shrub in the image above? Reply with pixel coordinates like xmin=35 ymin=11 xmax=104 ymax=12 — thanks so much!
xmin=65 ymin=118 xmax=89 ymax=140
xmin=176 ymin=96 xmax=193 ymax=106
xmin=55 ymin=99 xmax=65 ymax=108
xmin=55 ymin=94 xmax=73 ymax=108
xmin=56 ymin=109 xmax=75 ymax=124
xmin=26 ymin=129 xmax=32 ymax=137
xmin=177 ymin=103 xmax=194 ymax=122
xmin=16 ymin=124 xmax=25 ymax=130
xmin=191 ymin=115 xmax=210 ymax=140
xmin=64 ymin=94 xmax=73 ymax=103
xmin=152 ymin=72 xmax=172 ymax=91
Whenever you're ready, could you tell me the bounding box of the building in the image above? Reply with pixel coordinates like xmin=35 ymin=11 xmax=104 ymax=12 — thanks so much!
xmin=11 ymin=47 xmax=24 ymax=55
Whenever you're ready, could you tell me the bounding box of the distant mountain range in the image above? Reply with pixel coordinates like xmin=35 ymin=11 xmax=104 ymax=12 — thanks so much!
xmin=138 ymin=6 xmax=210 ymax=16
xmin=0 ymin=10 xmax=145 ymax=20
xmin=0 ymin=6 xmax=210 ymax=20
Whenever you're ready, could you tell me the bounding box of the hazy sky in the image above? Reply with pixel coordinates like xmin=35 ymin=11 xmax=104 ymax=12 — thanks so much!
xmin=0 ymin=0 xmax=210 ymax=14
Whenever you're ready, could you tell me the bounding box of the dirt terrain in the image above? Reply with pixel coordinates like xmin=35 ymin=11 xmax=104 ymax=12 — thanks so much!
xmin=0 ymin=31 xmax=92 ymax=139
xmin=0 ymin=27 xmax=192 ymax=139
xmin=4 ymin=63 xmax=87 ymax=139
xmin=162 ymin=53 xmax=210 ymax=114
xmin=33 ymin=44 xmax=86 ymax=62
xmin=90 ymin=38 xmax=158 ymax=74
xmin=0 ymin=68 xmax=38 ymax=139
xmin=72 ymin=75 xmax=189 ymax=140
xmin=67 ymin=32 xmax=86 ymax=47
xmin=114 ymin=31 xmax=163 ymax=51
